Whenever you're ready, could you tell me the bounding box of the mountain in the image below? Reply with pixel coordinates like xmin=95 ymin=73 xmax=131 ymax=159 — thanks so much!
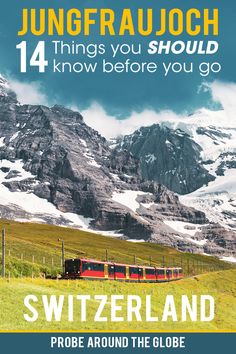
xmin=0 ymin=75 xmax=235 ymax=259
xmin=152 ymin=112 xmax=236 ymax=234
xmin=170 ymin=118 xmax=236 ymax=234
xmin=115 ymin=111 xmax=236 ymax=259
xmin=115 ymin=124 xmax=214 ymax=194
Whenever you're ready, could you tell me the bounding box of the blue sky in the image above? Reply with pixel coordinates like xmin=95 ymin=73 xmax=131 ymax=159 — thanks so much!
xmin=0 ymin=0 xmax=235 ymax=118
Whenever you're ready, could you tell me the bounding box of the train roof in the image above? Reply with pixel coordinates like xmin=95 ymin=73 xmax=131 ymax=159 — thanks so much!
xmin=65 ymin=258 xmax=182 ymax=269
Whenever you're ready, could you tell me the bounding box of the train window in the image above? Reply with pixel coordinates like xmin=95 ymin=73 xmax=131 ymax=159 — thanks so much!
xmin=145 ymin=268 xmax=155 ymax=275
xmin=157 ymin=269 xmax=165 ymax=275
xmin=129 ymin=267 xmax=139 ymax=275
xmin=82 ymin=262 xmax=92 ymax=271
xmin=174 ymin=269 xmax=178 ymax=275
xmin=108 ymin=265 xmax=115 ymax=274
xmin=82 ymin=262 xmax=104 ymax=272
xmin=115 ymin=265 xmax=126 ymax=273
xmin=93 ymin=263 xmax=104 ymax=271
xmin=166 ymin=269 xmax=172 ymax=276
xmin=138 ymin=268 xmax=143 ymax=276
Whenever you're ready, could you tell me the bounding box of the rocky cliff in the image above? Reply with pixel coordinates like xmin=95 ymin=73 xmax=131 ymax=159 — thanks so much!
xmin=115 ymin=124 xmax=215 ymax=194
xmin=0 ymin=75 xmax=235 ymax=259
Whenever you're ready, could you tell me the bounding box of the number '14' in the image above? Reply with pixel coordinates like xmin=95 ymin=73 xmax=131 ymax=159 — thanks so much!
xmin=16 ymin=41 xmax=48 ymax=73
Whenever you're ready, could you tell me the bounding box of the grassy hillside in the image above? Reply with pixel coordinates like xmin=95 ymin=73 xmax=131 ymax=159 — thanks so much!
xmin=0 ymin=219 xmax=234 ymax=278
xmin=0 ymin=270 xmax=235 ymax=331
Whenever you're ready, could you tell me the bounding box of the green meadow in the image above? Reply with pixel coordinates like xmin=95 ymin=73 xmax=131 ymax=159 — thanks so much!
xmin=0 ymin=270 xmax=235 ymax=331
xmin=0 ymin=219 xmax=235 ymax=331
xmin=0 ymin=219 xmax=233 ymax=277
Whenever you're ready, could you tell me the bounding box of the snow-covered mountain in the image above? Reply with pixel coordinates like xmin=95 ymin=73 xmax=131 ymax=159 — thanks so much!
xmin=159 ymin=112 xmax=236 ymax=234
xmin=114 ymin=109 xmax=236 ymax=259
xmin=0 ymin=75 xmax=235 ymax=260
xmin=180 ymin=169 xmax=236 ymax=230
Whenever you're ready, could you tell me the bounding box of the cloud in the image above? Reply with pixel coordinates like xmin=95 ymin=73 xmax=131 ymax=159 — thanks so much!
xmin=80 ymin=80 xmax=236 ymax=138
xmin=9 ymin=78 xmax=49 ymax=106
xmin=204 ymin=80 xmax=236 ymax=121
xmin=4 ymin=75 xmax=236 ymax=138
xmin=80 ymin=103 xmax=181 ymax=139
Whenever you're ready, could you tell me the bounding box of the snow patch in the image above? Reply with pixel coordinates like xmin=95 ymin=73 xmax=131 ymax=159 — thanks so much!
xmin=0 ymin=159 xmax=37 ymax=182
xmin=180 ymin=169 xmax=236 ymax=229
xmin=163 ymin=220 xmax=203 ymax=236
xmin=0 ymin=137 xmax=5 ymax=147
xmin=110 ymin=173 xmax=122 ymax=182
xmin=220 ymin=256 xmax=236 ymax=263
xmin=79 ymin=138 xmax=87 ymax=147
xmin=164 ymin=220 xmax=208 ymax=246
xmin=9 ymin=131 xmax=20 ymax=142
xmin=127 ymin=239 xmax=145 ymax=243
xmin=141 ymin=202 xmax=155 ymax=209
xmin=165 ymin=139 xmax=172 ymax=145
xmin=0 ymin=159 xmax=93 ymax=229
xmin=195 ymin=169 xmax=236 ymax=195
xmin=112 ymin=190 xmax=147 ymax=212
xmin=145 ymin=154 xmax=157 ymax=163
xmin=87 ymin=159 xmax=101 ymax=168
xmin=95 ymin=230 xmax=124 ymax=238
xmin=79 ymin=138 xmax=101 ymax=168
xmin=186 ymin=237 xmax=207 ymax=246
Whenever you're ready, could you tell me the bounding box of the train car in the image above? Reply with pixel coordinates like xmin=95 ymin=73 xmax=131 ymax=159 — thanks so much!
xmin=129 ymin=266 xmax=145 ymax=282
xmin=173 ymin=268 xmax=179 ymax=279
xmin=64 ymin=258 xmax=183 ymax=282
xmin=113 ymin=264 xmax=127 ymax=280
xmin=156 ymin=268 xmax=166 ymax=282
xmin=80 ymin=259 xmax=106 ymax=279
xmin=166 ymin=268 xmax=173 ymax=280
xmin=144 ymin=266 xmax=157 ymax=282
xmin=178 ymin=267 xmax=183 ymax=279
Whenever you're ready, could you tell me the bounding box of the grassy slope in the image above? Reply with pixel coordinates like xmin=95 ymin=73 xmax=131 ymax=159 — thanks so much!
xmin=0 ymin=270 xmax=235 ymax=331
xmin=0 ymin=220 xmax=235 ymax=331
xmin=0 ymin=219 xmax=233 ymax=277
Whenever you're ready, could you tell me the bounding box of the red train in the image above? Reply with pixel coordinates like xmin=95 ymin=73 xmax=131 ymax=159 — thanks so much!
xmin=64 ymin=258 xmax=183 ymax=282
